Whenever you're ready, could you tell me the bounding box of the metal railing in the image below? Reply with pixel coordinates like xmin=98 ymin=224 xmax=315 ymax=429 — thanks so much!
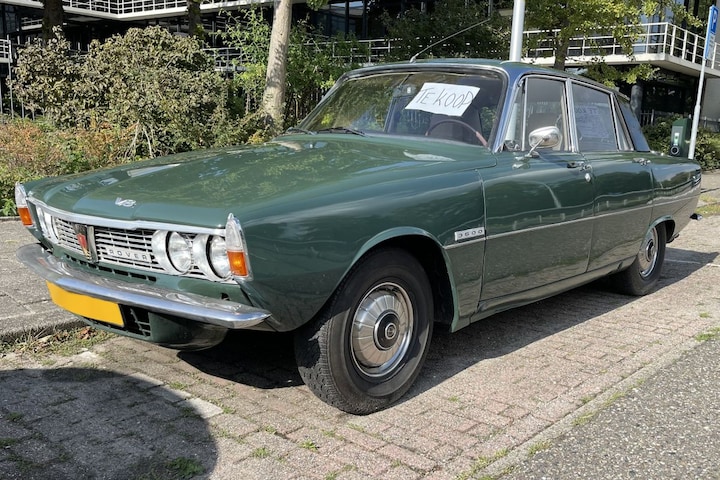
xmin=0 ymin=39 xmax=10 ymax=65
xmin=7 ymin=0 xmax=235 ymax=17
xmin=204 ymin=38 xmax=394 ymax=71
xmin=64 ymin=0 xmax=186 ymax=15
xmin=524 ymin=22 xmax=720 ymax=72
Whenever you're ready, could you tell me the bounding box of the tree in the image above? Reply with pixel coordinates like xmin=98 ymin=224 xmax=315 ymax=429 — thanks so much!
xmin=219 ymin=8 xmax=368 ymax=133
xmin=12 ymin=27 xmax=229 ymax=157
xmin=524 ymin=0 xmax=698 ymax=73
xmin=187 ymin=0 xmax=203 ymax=38
xmin=40 ymin=0 xmax=64 ymax=41
xmin=381 ymin=0 xmax=510 ymax=62
xmin=261 ymin=0 xmax=293 ymax=133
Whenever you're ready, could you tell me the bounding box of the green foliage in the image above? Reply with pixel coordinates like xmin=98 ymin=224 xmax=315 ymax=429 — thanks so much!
xmin=693 ymin=130 xmax=720 ymax=171
xmin=525 ymin=0 xmax=699 ymax=77
xmin=641 ymin=115 xmax=678 ymax=151
xmin=583 ymin=62 xmax=656 ymax=86
xmin=381 ymin=0 xmax=510 ymax=62
xmin=9 ymin=32 xmax=83 ymax=126
xmin=642 ymin=117 xmax=720 ymax=171
xmin=218 ymin=10 xmax=369 ymax=129
xmin=12 ymin=27 xmax=229 ymax=158
xmin=0 ymin=118 xmax=133 ymax=213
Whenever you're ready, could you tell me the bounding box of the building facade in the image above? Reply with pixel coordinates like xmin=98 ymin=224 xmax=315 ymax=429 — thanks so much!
xmin=1 ymin=0 xmax=719 ymax=125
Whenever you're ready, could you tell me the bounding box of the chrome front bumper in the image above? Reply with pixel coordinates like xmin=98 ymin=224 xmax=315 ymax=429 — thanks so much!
xmin=17 ymin=243 xmax=271 ymax=330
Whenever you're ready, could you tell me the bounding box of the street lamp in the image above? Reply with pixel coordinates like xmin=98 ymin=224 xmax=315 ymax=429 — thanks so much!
xmin=509 ymin=0 xmax=525 ymax=62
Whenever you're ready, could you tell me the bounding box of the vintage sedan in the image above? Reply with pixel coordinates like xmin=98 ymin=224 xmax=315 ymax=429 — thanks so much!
xmin=15 ymin=60 xmax=701 ymax=414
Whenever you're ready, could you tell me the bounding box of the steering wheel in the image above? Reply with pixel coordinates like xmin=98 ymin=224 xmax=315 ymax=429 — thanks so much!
xmin=426 ymin=119 xmax=488 ymax=147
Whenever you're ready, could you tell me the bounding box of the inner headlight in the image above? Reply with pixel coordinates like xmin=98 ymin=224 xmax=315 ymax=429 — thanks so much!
xmin=167 ymin=232 xmax=193 ymax=273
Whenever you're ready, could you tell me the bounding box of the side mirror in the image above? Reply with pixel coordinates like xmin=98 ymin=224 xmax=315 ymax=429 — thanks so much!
xmin=527 ymin=126 xmax=561 ymax=158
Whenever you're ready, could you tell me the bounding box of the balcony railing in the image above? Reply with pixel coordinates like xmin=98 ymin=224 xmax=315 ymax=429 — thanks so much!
xmin=62 ymin=0 xmax=186 ymax=15
xmin=3 ymin=21 xmax=720 ymax=76
xmin=524 ymin=22 xmax=720 ymax=72
xmin=0 ymin=39 xmax=10 ymax=65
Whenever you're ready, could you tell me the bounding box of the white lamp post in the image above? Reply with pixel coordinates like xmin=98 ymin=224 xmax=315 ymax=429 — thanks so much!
xmin=509 ymin=0 xmax=525 ymax=62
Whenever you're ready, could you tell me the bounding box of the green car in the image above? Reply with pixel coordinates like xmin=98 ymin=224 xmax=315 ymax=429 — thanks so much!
xmin=15 ymin=60 xmax=701 ymax=414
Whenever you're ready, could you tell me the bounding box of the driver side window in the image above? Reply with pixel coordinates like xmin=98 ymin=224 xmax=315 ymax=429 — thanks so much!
xmin=505 ymin=77 xmax=570 ymax=152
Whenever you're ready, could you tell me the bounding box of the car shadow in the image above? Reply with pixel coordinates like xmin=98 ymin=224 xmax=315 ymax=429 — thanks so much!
xmin=179 ymin=245 xmax=717 ymax=408
xmin=0 ymin=367 xmax=217 ymax=478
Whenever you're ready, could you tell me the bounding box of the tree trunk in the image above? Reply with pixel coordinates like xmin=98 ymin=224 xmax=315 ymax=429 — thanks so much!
xmin=188 ymin=0 xmax=203 ymax=38
xmin=261 ymin=0 xmax=293 ymax=134
xmin=553 ymin=34 xmax=570 ymax=71
xmin=41 ymin=0 xmax=64 ymax=41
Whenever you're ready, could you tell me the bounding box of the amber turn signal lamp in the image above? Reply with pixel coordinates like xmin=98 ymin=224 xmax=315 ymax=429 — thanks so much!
xmin=225 ymin=213 xmax=252 ymax=279
xmin=227 ymin=250 xmax=249 ymax=277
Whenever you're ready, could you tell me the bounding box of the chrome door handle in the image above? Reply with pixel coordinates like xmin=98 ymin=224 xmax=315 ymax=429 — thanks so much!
xmin=568 ymin=161 xmax=592 ymax=171
xmin=633 ymin=157 xmax=651 ymax=166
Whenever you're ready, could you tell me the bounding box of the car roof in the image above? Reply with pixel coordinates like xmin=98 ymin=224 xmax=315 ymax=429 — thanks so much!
xmin=342 ymin=59 xmax=621 ymax=97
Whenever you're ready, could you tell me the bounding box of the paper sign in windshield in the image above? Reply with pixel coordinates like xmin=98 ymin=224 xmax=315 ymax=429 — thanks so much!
xmin=405 ymin=83 xmax=480 ymax=117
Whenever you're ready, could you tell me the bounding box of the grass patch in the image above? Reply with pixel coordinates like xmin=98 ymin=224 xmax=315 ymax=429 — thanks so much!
xmin=166 ymin=457 xmax=204 ymax=479
xmin=347 ymin=423 xmax=365 ymax=433
xmin=0 ymin=327 xmax=114 ymax=357
xmin=697 ymin=193 xmax=720 ymax=217
xmin=456 ymin=448 xmax=510 ymax=480
xmin=696 ymin=327 xmax=720 ymax=342
xmin=528 ymin=440 xmax=552 ymax=456
xmin=300 ymin=439 xmax=319 ymax=451
xmin=135 ymin=455 xmax=205 ymax=480
xmin=6 ymin=412 xmax=23 ymax=422
xmin=252 ymin=447 xmax=271 ymax=458
xmin=325 ymin=465 xmax=356 ymax=480
xmin=0 ymin=438 xmax=20 ymax=448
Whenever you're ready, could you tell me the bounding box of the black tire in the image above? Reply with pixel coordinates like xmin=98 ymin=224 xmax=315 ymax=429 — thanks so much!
xmin=614 ymin=223 xmax=667 ymax=296
xmin=294 ymin=248 xmax=434 ymax=415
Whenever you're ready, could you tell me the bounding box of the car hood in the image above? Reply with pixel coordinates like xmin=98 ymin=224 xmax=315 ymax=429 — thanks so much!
xmin=26 ymin=135 xmax=495 ymax=228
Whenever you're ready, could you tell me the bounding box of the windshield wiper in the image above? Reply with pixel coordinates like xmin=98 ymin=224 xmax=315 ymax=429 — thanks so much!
xmin=316 ymin=126 xmax=366 ymax=136
xmin=284 ymin=126 xmax=316 ymax=135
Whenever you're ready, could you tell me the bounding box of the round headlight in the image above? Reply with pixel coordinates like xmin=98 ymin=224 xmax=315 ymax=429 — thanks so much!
xmin=167 ymin=232 xmax=193 ymax=273
xmin=208 ymin=236 xmax=230 ymax=278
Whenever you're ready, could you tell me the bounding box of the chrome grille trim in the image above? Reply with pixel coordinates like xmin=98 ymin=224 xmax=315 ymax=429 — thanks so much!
xmin=27 ymin=196 xmax=224 ymax=235
xmin=33 ymin=202 xmax=229 ymax=282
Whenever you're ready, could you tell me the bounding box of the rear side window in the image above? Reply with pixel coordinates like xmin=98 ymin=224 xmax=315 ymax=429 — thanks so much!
xmin=571 ymin=84 xmax=618 ymax=152
xmin=618 ymin=99 xmax=651 ymax=152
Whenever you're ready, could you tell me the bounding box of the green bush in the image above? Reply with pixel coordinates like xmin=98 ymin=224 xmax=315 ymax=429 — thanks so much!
xmin=0 ymin=118 xmax=133 ymax=214
xmin=11 ymin=26 xmax=229 ymax=158
xmin=641 ymin=116 xmax=678 ymax=152
xmin=694 ymin=130 xmax=720 ymax=171
xmin=642 ymin=117 xmax=720 ymax=171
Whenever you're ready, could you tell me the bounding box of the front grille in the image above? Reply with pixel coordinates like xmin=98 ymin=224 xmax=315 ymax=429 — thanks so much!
xmin=54 ymin=216 xmax=159 ymax=271
xmin=49 ymin=216 xmax=208 ymax=279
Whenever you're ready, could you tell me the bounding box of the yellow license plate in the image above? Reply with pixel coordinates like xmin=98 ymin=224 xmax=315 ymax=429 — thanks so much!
xmin=47 ymin=282 xmax=124 ymax=327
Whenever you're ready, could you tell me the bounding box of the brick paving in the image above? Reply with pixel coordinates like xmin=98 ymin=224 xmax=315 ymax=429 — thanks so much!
xmin=1 ymin=176 xmax=719 ymax=479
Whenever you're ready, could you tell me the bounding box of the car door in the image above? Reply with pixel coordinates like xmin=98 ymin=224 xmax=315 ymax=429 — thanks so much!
xmin=481 ymin=76 xmax=595 ymax=301
xmin=570 ymin=82 xmax=654 ymax=271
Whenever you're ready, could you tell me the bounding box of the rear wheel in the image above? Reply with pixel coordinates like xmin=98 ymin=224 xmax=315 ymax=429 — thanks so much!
xmin=294 ymin=248 xmax=433 ymax=414
xmin=613 ymin=223 xmax=666 ymax=296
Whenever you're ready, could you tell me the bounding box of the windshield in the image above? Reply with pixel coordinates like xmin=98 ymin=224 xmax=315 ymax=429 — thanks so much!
xmin=299 ymin=70 xmax=505 ymax=147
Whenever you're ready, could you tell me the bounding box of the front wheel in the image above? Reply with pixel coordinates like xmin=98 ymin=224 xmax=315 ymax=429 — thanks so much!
xmin=294 ymin=248 xmax=433 ymax=415
xmin=613 ymin=223 xmax=667 ymax=296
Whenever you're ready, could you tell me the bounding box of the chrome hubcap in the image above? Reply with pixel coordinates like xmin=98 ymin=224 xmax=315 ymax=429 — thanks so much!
xmin=350 ymin=282 xmax=413 ymax=378
xmin=638 ymin=227 xmax=659 ymax=278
